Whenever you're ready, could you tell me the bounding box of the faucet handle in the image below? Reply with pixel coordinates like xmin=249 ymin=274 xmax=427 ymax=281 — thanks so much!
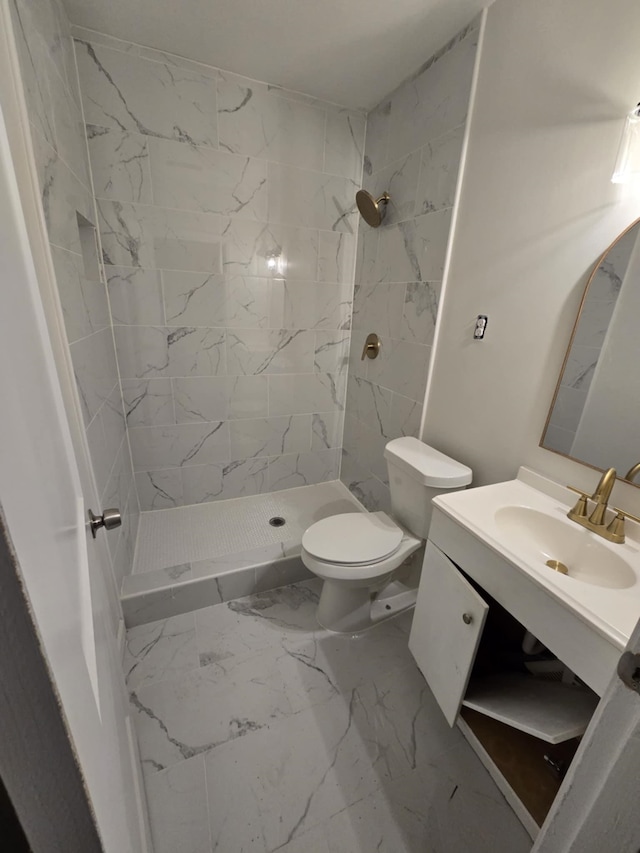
xmin=605 ymin=507 xmax=640 ymax=545
xmin=612 ymin=507 xmax=640 ymax=526
xmin=567 ymin=485 xmax=590 ymax=519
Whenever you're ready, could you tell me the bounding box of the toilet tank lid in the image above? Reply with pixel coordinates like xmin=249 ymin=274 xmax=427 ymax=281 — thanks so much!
xmin=384 ymin=437 xmax=472 ymax=488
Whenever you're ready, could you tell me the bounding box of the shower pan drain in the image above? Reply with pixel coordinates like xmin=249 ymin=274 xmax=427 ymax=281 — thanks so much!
xmin=269 ymin=516 xmax=286 ymax=528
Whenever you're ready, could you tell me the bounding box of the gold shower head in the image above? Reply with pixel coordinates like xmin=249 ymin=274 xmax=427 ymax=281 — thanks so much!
xmin=355 ymin=189 xmax=390 ymax=227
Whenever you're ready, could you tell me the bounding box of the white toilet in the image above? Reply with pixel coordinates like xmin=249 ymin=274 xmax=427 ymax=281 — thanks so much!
xmin=301 ymin=437 xmax=472 ymax=633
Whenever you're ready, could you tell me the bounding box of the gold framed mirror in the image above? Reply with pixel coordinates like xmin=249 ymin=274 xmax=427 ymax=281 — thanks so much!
xmin=541 ymin=217 xmax=640 ymax=485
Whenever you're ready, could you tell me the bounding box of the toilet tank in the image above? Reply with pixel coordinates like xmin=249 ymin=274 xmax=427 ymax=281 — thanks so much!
xmin=384 ymin=437 xmax=472 ymax=539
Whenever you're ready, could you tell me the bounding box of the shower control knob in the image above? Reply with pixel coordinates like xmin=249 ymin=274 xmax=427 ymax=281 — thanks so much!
xmin=88 ymin=507 xmax=122 ymax=538
xmin=462 ymin=613 xmax=473 ymax=625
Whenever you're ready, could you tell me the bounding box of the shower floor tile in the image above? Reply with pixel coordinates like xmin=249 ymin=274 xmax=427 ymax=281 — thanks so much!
xmin=133 ymin=480 xmax=361 ymax=573
xmin=126 ymin=581 xmax=532 ymax=853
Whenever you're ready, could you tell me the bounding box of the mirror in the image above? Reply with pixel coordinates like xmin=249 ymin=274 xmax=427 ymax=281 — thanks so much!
xmin=541 ymin=218 xmax=640 ymax=484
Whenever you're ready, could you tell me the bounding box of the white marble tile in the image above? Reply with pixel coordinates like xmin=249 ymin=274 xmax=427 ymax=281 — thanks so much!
xmin=573 ymin=297 xmax=617 ymax=348
xmin=123 ymin=564 xmax=193 ymax=594
xmin=341 ymin=449 xmax=391 ymax=513
xmin=217 ymin=71 xmax=326 ymax=171
xmin=75 ymin=40 xmax=218 ymax=147
xmin=229 ymin=415 xmax=311 ymax=459
xmin=98 ymin=200 xmax=222 ymax=272
xmin=172 ymin=377 xmax=229 ymax=423
xmin=100 ymin=384 xmax=128 ymax=461
xmin=354 ymin=224 xmax=379 ymax=292
xmin=312 ymin=412 xmax=345 ymax=450
xmin=317 ymin=230 xmax=357 ymax=284
xmin=163 ymin=270 xmax=269 ymax=328
xmin=314 ymin=331 xmax=351 ymax=374
xmin=365 ymin=150 xmax=421 ymax=226
xmin=124 ymin=612 xmax=198 ymax=691
xmin=268 ymin=373 xmax=346 ymax=416
xmin=366 ymin=338 xmax=431 ymax=401
xmin=386 ymin=28 xmax=478 ymax=164
xmin=268 ymin=448 xmax=340 ymax=491
xmin=144 ymin=756 xmax=211 ymax=853
xmin=106 ymin=266 xmax=164 ymax=325
xmin=136 ymin=469 xmax=184 ymax=510
xmin=47 ymin=67 xmax=89 ymax=187
xmin=129 ymin=422 xmax=230 ymax=471
xmin=226 ymin=329 xmax=315 ymax=375
xmin=415 ymin=124 xmax=465 ymax=215
xmin=547 ymin=384 xmax=588 ymax=433
xmin=150 ymin=137 xmax=268 ymax=221
xmin=180 ymin=458 xmax=269 ymax=504
xmin=543 ymin=424 xmax=575 ymax=456
xmin=50 ymin=245 xmax=110 ymax=343
xmin=190 ymin=562 xmax=257 ymax=601
xmin=374 ymin=209 xmax=452 ymax=284
xmin=253 ymin=557 xmax=311 ymax=594
xmin=220 ymin=218 xmax=319 ymax=280
xmin=363 ymin=100 xmax=391 ymax=176
xmin=203 ymin=691 xmax=381 ymax=851
xmin=269 ymin=282 xmax=352 ymax=330
xmin=85 ymin=415 xmax=111 ymax=499
xmin=131 ymin=650 xmax=299 ymax=775
xmin=268 ymin=162 xmax=358 ymax=233
xmin=561 ymin=345 xmax=600 ymax=392
xmin=11 ymin=1 xmax=57 ymax=147
xmin=352 ymin=281 xmax=405 ymax=339
xmin=32 ymin=132 xmax=93 ymax=253
xmin=122 ymin=378 xmax=175 ymax=427
xmin=72 ymin=27 xmax=220 ymax=81
xmin=87 ymin=125 xmax=152 ymax=203
xmin=114 ymin=326 xmax=226 ymax=379
xmin=227 ymin=375 xmax=269 ymax=419
xmin=401 ymin=280 xmax=441 ymax=345
xmin=69 ymin=328 xmax=118 ymax=425
xmin=324 ymin=109 xmax=366 ymax=182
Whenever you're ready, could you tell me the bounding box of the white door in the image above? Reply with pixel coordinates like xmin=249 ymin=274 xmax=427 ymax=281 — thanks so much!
xmin=0 ymin=18 xmax=147 ymax=853
xmin=534 ymin=617 xmax=640 ymax=852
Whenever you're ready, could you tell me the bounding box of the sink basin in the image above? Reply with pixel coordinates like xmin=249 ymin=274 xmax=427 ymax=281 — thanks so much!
xmin=495 ymin=506 xmax=635 ymax=589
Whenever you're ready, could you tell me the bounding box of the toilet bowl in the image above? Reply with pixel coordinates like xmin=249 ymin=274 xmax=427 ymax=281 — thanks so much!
xmin=301 ymin=437 xmax=472 ymax=633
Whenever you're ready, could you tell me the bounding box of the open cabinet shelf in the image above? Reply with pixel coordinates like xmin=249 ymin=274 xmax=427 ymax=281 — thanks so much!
xmin=462 ymin=673 xmax=598 ymax=743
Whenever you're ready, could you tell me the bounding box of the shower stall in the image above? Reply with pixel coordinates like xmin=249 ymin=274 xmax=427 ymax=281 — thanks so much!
xmin=11 ymin=0 xmax=480 ymax=627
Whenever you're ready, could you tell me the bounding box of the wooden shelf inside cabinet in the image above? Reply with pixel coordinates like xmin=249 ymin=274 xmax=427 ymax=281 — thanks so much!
xmin=462 ymin=674 xmax=598 ymax=744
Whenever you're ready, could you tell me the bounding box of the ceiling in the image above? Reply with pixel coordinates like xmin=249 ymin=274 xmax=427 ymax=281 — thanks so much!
xmin=63 ymin=0 xmax=490 ymax=110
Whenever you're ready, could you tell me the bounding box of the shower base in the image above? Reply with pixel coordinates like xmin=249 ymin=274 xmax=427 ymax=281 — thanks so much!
xmin=122 ymin=481 xmax=363 ymax=627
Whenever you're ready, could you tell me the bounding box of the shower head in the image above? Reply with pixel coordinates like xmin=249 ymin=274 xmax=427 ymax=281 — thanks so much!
xmin=355 ymin=189 xmax=390 ymax=228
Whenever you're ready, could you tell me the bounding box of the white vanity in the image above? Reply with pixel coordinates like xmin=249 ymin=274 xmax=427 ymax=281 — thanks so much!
xmin=409 ymin=467 xmax=640 ymax=838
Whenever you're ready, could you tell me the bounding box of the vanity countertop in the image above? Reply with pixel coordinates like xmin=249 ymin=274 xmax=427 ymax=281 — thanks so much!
xmin=433 ymin=467 xmax=640 ymax=651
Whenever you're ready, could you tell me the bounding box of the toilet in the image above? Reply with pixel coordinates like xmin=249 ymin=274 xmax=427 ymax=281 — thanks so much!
xmin=301 ymin=437 xmax=472 ymax=633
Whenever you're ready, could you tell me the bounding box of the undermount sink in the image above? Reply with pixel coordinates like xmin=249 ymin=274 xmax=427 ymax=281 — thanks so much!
xmin=495 ymin=506 xmax=635 ymax=590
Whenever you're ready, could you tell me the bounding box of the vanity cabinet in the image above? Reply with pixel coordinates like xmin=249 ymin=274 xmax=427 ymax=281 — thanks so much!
xmin=410 ymin=521 xmax=602 ymax=836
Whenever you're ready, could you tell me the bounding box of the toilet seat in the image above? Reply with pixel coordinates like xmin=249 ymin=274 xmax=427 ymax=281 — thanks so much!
xmin=302 ymin=511 xmax=403 ymax=566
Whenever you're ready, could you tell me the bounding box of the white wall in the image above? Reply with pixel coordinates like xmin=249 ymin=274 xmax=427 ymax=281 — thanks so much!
xmin=424 ymin=0 xmax=640 ymax=511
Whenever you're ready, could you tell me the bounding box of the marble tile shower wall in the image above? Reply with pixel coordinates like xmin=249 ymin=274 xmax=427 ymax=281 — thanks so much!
xmin=341 ymin=19 xmax=480 ymax=511
xmin=72 ymin=29 xmax=364 ymax=511
xmin=10 ymin=0 xmax=139 ymax=589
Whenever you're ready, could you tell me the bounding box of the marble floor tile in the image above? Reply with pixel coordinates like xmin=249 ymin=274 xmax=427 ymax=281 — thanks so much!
xmin=132 ymin=569 xmax=531 ymax=853
xmin=123 ymin=611 xmax=199 ymax=691
xmin=144 ymin=755 xmax=211 ymax=853
xmin=204 ymin=691 xmax=382 ymax=852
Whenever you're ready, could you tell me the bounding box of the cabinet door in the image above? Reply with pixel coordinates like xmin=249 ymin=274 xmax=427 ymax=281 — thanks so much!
xmin=409 ymin=541 xmax=488 ymax=725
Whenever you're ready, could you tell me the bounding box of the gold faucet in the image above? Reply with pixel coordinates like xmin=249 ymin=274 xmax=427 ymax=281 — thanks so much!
xmin=624 ymin=461 xmax=640 ymax=483
xmin=567 ymin=468 xmax=640 ymax=543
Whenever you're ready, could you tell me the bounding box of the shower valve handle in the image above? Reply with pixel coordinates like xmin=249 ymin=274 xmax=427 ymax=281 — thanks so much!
xmin=361 ymin=333 xmax=381 ymax=361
